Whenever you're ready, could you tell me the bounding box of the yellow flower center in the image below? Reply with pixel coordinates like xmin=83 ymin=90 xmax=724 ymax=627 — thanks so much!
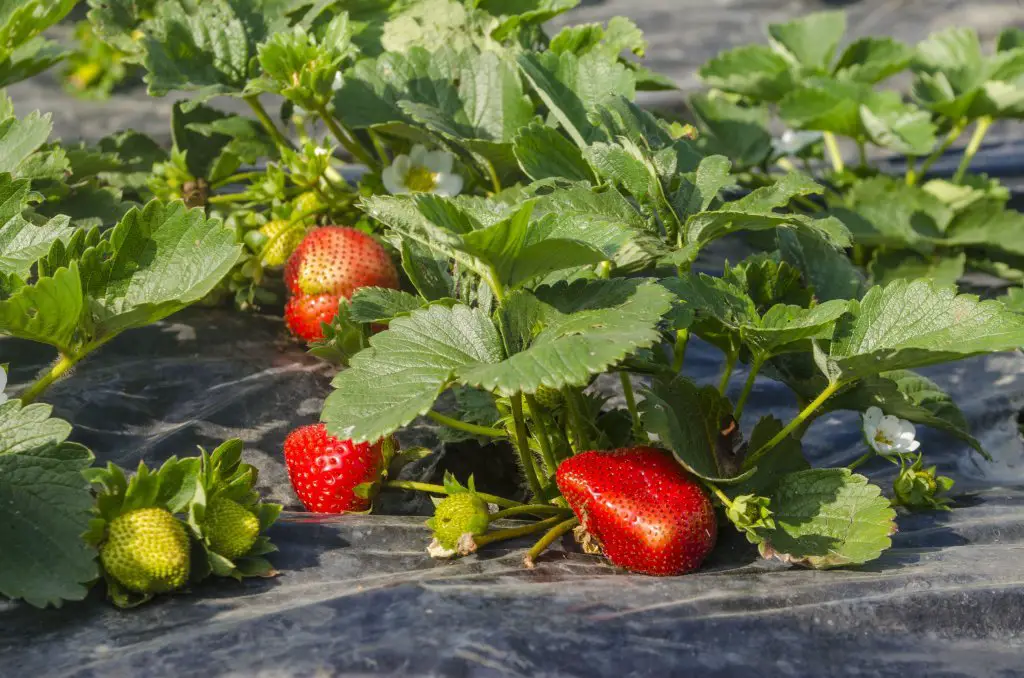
xmin=405 ymin=165 xmax=438 ymax=192
xmin=874 ymin=431 xmax=893 ymax=446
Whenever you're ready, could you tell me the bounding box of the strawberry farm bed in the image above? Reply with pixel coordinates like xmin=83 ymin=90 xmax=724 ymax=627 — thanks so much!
xmin=5 ymin=0 xmax=1024 ymax=676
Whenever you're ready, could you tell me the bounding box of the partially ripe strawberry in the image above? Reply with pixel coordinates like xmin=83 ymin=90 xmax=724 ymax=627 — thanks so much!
xmin=556 ymin=447 xmax=716 ymax=576
xmin=284 ymin=226 xmax=399 ymax=297
xmin=284 ymin=293 xmax=339 ymax=342
xmin=259 ymin=219 xmax=306 ymax=267
xmin=283 ymin=423 xmax=383 ymax=513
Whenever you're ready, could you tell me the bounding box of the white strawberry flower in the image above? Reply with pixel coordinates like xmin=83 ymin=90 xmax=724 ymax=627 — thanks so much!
xmin=382 ymin=145 xmax=463 ymax=197
xmin=862 ymin=406 xmax=920 ymax=455
xmin=0 ymin=366 xmax=7 ymax=405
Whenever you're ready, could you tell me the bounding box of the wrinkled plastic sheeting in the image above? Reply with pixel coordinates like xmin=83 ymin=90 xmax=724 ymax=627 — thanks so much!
xmin=3 ymin=305 xmax=1024 ymax=677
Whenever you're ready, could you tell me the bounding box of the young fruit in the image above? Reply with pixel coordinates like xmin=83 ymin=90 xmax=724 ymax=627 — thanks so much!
xmin=293 ymin=190 xmax=324 ymax=218
xmin=555 ymin=447 xmax=716 ymax=576
xmin=429 ymin=493 xmax=490 ymax=550
xmin=284 ymin=423 xmax=383 ymax=513
xmin=202 ymin=496 xmax=261 ymax=559
xmin=284 ymin=293 xmax=340 ymax=342
xmin=259 ymin=219 xmax=306 ymax=267
xmin=284 ymin=226 xmax=399 ymax=298
xmin=100 ymin=507 xmax=191 ymax=594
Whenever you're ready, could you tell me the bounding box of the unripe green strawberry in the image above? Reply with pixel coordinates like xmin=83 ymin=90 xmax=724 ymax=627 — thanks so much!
xmin=259 ymin=219 xmax=305 ymax=267
xmin=430 ymin=493 xmax=490 ymax=550
xmin=203 ymin=496 xmax=260 ymax=559
xmin=100 ymin=507 xmax=190 ymax=594
xmin=293 ymin=190 xmax=324 ymax=217
xmin=531 ymin=386 xmax=562 ymax=410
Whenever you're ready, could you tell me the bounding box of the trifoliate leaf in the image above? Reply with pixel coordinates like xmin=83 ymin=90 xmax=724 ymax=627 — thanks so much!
xmin=832 ymin=176 xmax=951 ymax=248
xmin=460 ymin=279 xmax=673 ymax=395
xmin=548 ymin=16 xmax=644 ymax=59
xmin=767 ymin=10 xmax=846 ymax=72
xmin=639 ymin=376 xmax=751 ymax=483
xmin=827 ymin=279 xmax=1024 ymax=381
xmin=323 ymin=304 xmax=504 ymax=443
xmin=753 ymin=468 xmax=896 ymax=569
xmin=0 ymin=401 xmax=97 ymax=607
xmin=513 ymin=123 xmax=595 ymax=183
xmin=698 ymin=44 xmax=795 ymax=101
xmin=723 ymin=255 xmax=813 ymax=313
xmin=349 ymin=288 xmax=427 ymax=324
xmin=741 ymin=301 xmax=849 ymax=356
xmin=689 ymin=94 xmax=772 ymax=168
xmin=517 ymin=50 xmax=635 ymax=147
xmin=833 ymin=36 xmax=913 ymax=84
xmin=828 ymin=369 xmax=984 ymax=457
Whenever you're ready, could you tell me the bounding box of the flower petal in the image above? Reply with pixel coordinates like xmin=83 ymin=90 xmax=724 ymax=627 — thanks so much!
xmin=434 ymin=172 xmax=464 ymax=197
xmin=863 ymin=407 xmax=883 ymax=428
xmin=0 ymin=366 xmax=6 ymax=392
xmin=907 ymin=440 xmax=921 ymax=452
xmin=423 ymin=150 xmax=454 ymax=174
xmin=382 ymin=166 xmax=407 ymax=195
xmin=409 ymin=145 xmax=430 ymax=165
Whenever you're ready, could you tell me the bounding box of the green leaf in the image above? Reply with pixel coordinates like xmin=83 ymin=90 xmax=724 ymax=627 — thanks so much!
xmin=583 ymin=140 xmax=656 ymax=200
xmin=1000 ymin=287 xmax=1024 ymax=313
xmin=517 ymin=50 xmax=635 ymax=147
xmin=827 ymin=279 xmax=1024 ymax=381
xmin=478 ymin=0 xmax=579 ymax=41
xmin=833 ymin=176 xmax=952 ymax=248
xmin=85 ymin=200 xmax=242 ymax=336
xmin=942 ymin=199 xmax=1024 ymax=257
xmin=829 ymin=370 xmax=984 ymax=456
xmin=639 ymin=376 xmax=751 ymax=483
xmin=531 ymin=184 xmax=666 ymax=272
xmin=699 ymin=45 xmax=795 ymax=101
xmin=669 ymin=155 xmax=733 ymax=220
xmin=683 ymin=173 xmax=850 ymax=255
xmin=349 ymin=288 xmax=426 ymax=324
xmin=323 ymin=304 xmax=504 ymax=443
xmin=753 ymin=468 xmax=896 ymax=569
xmin=742 ymin=301 xmax=849 ymax=357
xmin=868 ymin=250 xmax=965 ymax=288
xmin=400 ymin=239 xmax=454 ymax=301
xmin=460 ymin=279 xmax=673 ymax=395
xmin=513 ymin=123 xmax=595 ymax=183
xmin=548 ymin=16 xmax=645 ymax=59
xmin=0 ymin=175 xmax=76 ymax=277
xmin=0 ymin=108 xmax=52 ymax=175
xmin=0 ymin=401 xmax=97 ymax=607
xmin=380 ymin=0 xmax=496 ymax=54
xmin=859 ymin=100 xmax=937 ymax=156
xmin=0 ymin=261 xmax=84 ymax=352
xmin=833 ymin=37 xmax=913 ymax=84
xmin=689 ymin=94 xmax=772 ymax=168
xmin=768 ymin=10 xmax=846 ymax=72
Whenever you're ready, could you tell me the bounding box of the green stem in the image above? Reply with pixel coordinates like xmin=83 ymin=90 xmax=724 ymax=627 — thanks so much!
xmin=717 ymin=348 xmax=738 ymax=395
xmin=563 ymin=387 xmax=591 ymax=452
xmin=847 ymin=450 xmax=874 ymax=471
xmin=510 ymin=394 xmax=545 ymax=500
xmin=953 ymin=116 xmax=992 ymax=184
xmin=905 ymin=155 xmax=918 ymax=186
xmin=733 ymin=356 xmax=764 ymax=421
xmin=208 ymin=192 xmax=254 ymax=205
xmin=791 ymin=194 xmax=820 ymax=213
xmin=383 ymin=480 xmax=522 ymax=509
xmin=704 ymin=481 xmax=735 ymax=511
xmin=856 ymin=140 xmax=868 ymax=168
xmin=913 ymin=121 xmax=966 ymax=184
xmin=672 ymin=329 xmax=690 ymax=374
xmin=523 ymin=516 xmax=579 ymax=567
xmin=315 ymin=104 xmax=378 ymax=169
xmin=427 ymin=410 xmax=506 ymax=438
xmin=523 ymin=393 xmax=559 ymax=478
xmin=490 ymin=505 xmax=572 ymax=521
xmin=482 ymin=157 xmax=501 ymax=195
xmin=823 ymin=132 xmax=844 ymax=174
xmin=20 ymin=353 xmax=81 ymax=404
xmin=744 ymin=381 xmax=842 ymax=469
xmin=368 ymin=129 xmax=389 ymax=166
xmin=245 ymin=95 xmax=292 ymax=154
xmin=619 ymin=371 xmax=643 ymax=443
xmin=473 ymin=515 xmax=564 ymax=549
xmin=776 ymin=157 xmax=797 ymax=173
xmin=211 ymin=171 xmax=265 ymax=190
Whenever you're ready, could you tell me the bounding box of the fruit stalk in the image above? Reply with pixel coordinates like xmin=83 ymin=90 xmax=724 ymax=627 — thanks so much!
xmin=383 ymin=480 xmax=523 ymax=509
xmin=672 ymin=329 xmax=689 ymax=373
xmin=717 ymin=347 xmax=738 ymax=394
xmin=489 ymin=504 xmax=573 ymax=521
xmin=823 ymin=132 xmax=844 ymax=173
xmin=472 ymin=514 xmax=565 ymax=548
xmin=909 ymin=120 xmax=966 ymax=184
xmin=733 ymin=355 xmax=764 ymax=421
xmin=745 ymin=380 xmax=842 ymax=468
xmin=618 ymin=372 xmax=643 ymax=443
xmin=510 ymin=393 xmax=545 ymax=500
xmin=523 ymin=516 xmax=579 ymax=568
xmin=314 ymin=104 xmax=378 ymax=169
xmin=953 ymin=116 xmax=992 ymax=184
xmin=427 ymin=410 xmax=507 ymax=438
xmin=523 ymin=393 xmax=560 ymax=476
xmin=245 ymin=95 xmax=294 ymax=154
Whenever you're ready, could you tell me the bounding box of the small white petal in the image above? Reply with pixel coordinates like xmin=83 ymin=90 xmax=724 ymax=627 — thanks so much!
xmin=907 ymin=440 xmax=921 ymax=452
xmin=409 ymin=145 xmax=430 ymax=165
xmin=382 ymin=166 xmax=407 ymax=195
xmin=0 ymin=366 xmax=6 ymax=392
xmin=863 ymin=407 xmax=883 ymax=428
xmin=314 ymin=147 xmax=329 ymax=157
xmin=391 ymin=154 xmax=411 ymax=175
xmin=434 ymin=172 xmax=464 ymax=197
xmin=423 ymin=150 xmax=454 ymax=174
xmin=0 ymin=394 xmax=7 ymax=405
xmin=899 ymin=420 xmax=917 ymax=439
xmin=332 ymin=72 xmax=344 ymax=90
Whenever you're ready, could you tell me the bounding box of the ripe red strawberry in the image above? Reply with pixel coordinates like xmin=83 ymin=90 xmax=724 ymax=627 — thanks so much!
xmin=284 ymin=293 xmax=340 ymax=342
xmin=283 ymin=424 xmax=383 ymax=513
xmin=556 ymin=447 xmax=716 ymax=576
xmin=284 ymin=226 xmax=399 ymax=297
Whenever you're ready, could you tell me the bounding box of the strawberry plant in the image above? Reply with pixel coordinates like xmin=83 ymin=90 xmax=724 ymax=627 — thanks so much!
xmin=694 ymin=10 xmax=1024 ymax=292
